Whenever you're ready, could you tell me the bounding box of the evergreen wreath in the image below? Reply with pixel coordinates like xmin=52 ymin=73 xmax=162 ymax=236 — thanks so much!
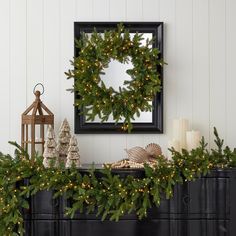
xmin=1 ymin=128 xmax=236 ymax=235
xmin=66 ymin=24 xmax=164 ymax=132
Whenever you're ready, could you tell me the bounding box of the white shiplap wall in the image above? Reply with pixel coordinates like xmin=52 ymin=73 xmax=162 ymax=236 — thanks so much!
xmin=0 ymin=0 xmax=236 ymax=164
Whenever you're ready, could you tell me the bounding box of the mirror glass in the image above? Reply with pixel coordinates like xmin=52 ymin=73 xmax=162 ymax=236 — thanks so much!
xmin=86 ymin=33 xmax=153 ymax=124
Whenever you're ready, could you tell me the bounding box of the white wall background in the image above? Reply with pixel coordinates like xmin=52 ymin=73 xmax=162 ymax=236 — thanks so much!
xmin=0 ymin=0 xmax=236 ymax=164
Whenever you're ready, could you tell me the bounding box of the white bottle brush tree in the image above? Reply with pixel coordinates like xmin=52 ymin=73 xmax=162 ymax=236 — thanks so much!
xmin=57 ymin=119 xmax=71 ymax=165
xmin=43 ymin=125 xmax=59 ymax=168
xmin=66 ymin=135 xmax=81 ymax=168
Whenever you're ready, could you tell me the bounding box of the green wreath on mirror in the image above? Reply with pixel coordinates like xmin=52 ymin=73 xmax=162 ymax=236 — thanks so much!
xmin=66 ymin=24 xmax=164 ymax=132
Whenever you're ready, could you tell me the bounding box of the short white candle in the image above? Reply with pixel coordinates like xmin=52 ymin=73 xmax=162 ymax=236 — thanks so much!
xmin=186 ymin=130 xmax=201 ymax=151
xmin=173 ymin=118 xmax=189 ymax=150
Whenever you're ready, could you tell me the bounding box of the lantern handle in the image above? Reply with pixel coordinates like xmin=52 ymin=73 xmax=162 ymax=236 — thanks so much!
xmin=33 ymin=83 xmax=44 ymax=95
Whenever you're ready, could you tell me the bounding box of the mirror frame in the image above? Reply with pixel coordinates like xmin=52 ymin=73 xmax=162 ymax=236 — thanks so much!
xmin=74 ymin=22 xmax=164 ymax=134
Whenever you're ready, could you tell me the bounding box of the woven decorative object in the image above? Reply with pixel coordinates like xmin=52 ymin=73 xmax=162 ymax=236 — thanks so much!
xmin=104 ymin=159 xmax=158 ymax=169
xmin=105 ymin=144 xmax=163 ymax=169
xmin=145 ymin=143 xmax=162 ymax=158
xmin=125 ymin=147 xmax=150 ymax=163
xmin=65 ymin=136 xmax=81 ymax=168
xmin=43 ymin=126 xmax=59 ymax=168
xmin=57 ymin=119 xmax=71 ymax=164
xmin=104 ymin=159 xmax=144 ymax=169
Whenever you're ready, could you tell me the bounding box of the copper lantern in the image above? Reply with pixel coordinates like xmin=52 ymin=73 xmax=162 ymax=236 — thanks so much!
xmin=21 ymin=84 xmax=54 ymax=157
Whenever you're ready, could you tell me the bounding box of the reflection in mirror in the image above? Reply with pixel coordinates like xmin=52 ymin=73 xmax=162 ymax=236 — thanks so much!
xmin=86 ymin=33 xmax=153 ymax=124
xmin=100 ymin=58 xmax=133 ymax=92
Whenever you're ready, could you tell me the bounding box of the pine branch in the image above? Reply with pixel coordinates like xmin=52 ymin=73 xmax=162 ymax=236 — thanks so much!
xmin=213 ymin=127 xmax=224 ymax=153
xmin=1 ymin=127 xmax=236 ymax=234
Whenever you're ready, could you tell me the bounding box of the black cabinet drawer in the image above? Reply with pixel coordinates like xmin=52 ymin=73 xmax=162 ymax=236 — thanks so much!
xmin=24 ymin=220 xmax=58 ymax=236
xmin=31 ymin=190 xmax=60 ymax=215
xmin=176 ymin=220 xmax=229 ymax=236
xmin=60 ymin=219 xmax=172 ymax=236
xmin=26 ymin=177 xmax=230 ymax=220
xmin=22 ymin=169 xmax=236 ymax=236
xmin=24 ymin=219 xmax=229 ymax=236
xmin=58 ymin=219 xmax=229 ymax=236
xmin=23 ymin=190 xmax=60 ymax=220
xmin=141 ymin=177 xmax=229 ymax=219
xmin=173 ymin=177 xmax=229 ymax=217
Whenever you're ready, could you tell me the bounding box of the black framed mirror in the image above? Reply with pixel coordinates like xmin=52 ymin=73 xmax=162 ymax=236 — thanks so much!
xmin=74 ymin=22 xmax=163 ymax=134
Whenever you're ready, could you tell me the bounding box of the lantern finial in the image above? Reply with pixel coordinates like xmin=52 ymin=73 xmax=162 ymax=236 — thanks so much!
xmin=34 ymin=90 xmax=41 ymax=100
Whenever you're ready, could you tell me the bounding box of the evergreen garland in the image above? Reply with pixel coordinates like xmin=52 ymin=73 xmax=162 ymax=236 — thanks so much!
xmin=1 ymin=128 xmax=236 ymax=235
xmin=66 ymin=24 xmax=164 ymax=132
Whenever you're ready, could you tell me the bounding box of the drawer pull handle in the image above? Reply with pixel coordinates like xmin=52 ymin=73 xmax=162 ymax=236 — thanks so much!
xmin=182 ymin=195 xmax=192 ymax=205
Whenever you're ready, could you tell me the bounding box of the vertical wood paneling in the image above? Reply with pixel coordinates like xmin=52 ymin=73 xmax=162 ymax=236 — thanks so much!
xmin=175 ymin=0 xmax=193 ymax=123
xmin=0 ymin=0 xmax=10 ymax=154
xmin=143 ymin=134 xmax=160 ymax=148
xmin=10 ymin=0 xmax=27 ymax=148
xmin=142 ymin=0 xmax=161 ymax=151
xmin=27 ymin=0 xmax=44 ymax=103
xmin=90 ymin=0 xmax=110 ymax=163
xmin=159 ymin=0 xmax=176 ymax=155
xmin=143 ymin=0 xmax=160 ymax=21
xmin=93 ymin=0 xmax=109 ymax=20
xmin=109 ymin=0 xmax=126 ymax=21
xmin=226 ymin=0 xmax=236 ymax=148
xmin=127 ymin=134 xmax=144 ymax=149
xmin=60 ymin=0 xmax=75 ymax=134
xmin=26 ymin=0 xmax=44 ymax=147
xmin=108 ymin=0 xmax=128 ymax=162
xmin=126 ymin=0 xmax=145 ymax=155
xmin=43 ymin=0 xmax=61 ymax=130
xmin=209 ymin=0 xmax=226 ymax=148
xmin=126 ymin=0 xmax=143 ymax=21
xmin=77 ymin=134 xmax=94 ymax=164
xmin=110 ymin=135 xmax=128 ymax=162
xmin=192 ymin=0 xmax=209 ymax=142
xmin=76 ymin=0 xmax=93 ymax=21
xmin=1 ymin=0 xmax=236 ymax=161
xmin=74 ymin=0 xmax=95 ymax=162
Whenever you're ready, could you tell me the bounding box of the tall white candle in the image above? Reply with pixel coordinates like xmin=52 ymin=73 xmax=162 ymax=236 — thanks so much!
xmin=186 ymin=130 xmax=201 ymax=151
xmin=173 ymin=119 xmax=189 ymax=150
xmin=168 ymin=139 xmax=180 ymax=152
xmin=168 ymin=139 xmax=180 ymax=159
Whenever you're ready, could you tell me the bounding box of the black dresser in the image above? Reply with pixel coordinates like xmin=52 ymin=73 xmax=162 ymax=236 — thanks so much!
xmin=23 ymin=168 xmax=236 ymax=236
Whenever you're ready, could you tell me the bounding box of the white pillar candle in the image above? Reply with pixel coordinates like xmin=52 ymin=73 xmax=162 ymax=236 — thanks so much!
xmin=168 ymin=139 xmax=180 ymax=159
xmin=186 ymin=130 xmax=201 ymax=151
xmin=173 ymin=118 xmax=189 ymax=150
xmin=168 ymin=139 xmax=180 ymax=152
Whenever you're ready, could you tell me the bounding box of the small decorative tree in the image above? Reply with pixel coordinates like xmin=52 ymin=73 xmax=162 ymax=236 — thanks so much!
xmin=57 ymin=119 xmax=71 ymax=164
xmin=66 ymin=135 xmax=81 ymax=168
xmin=43 ymin=125 xmax=59 ymax=168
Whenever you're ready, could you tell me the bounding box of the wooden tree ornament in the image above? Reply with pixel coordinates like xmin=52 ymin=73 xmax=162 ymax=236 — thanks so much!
xmin=57 ymin=119 xmax=71 ymax=164
xmin=66 ymin=136 xmax=81 ymax=168
xmin=21 ymin=83 xmax=54 ymax=158
xmin=43 ymin=125 xmax=59 ymax=168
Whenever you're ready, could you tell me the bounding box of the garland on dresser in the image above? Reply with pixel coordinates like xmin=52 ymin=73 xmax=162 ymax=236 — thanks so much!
xmin=1 ymin=128 xmax=236 ymax=235
xmin=66 ymin=24 xmax=163 ymax=132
